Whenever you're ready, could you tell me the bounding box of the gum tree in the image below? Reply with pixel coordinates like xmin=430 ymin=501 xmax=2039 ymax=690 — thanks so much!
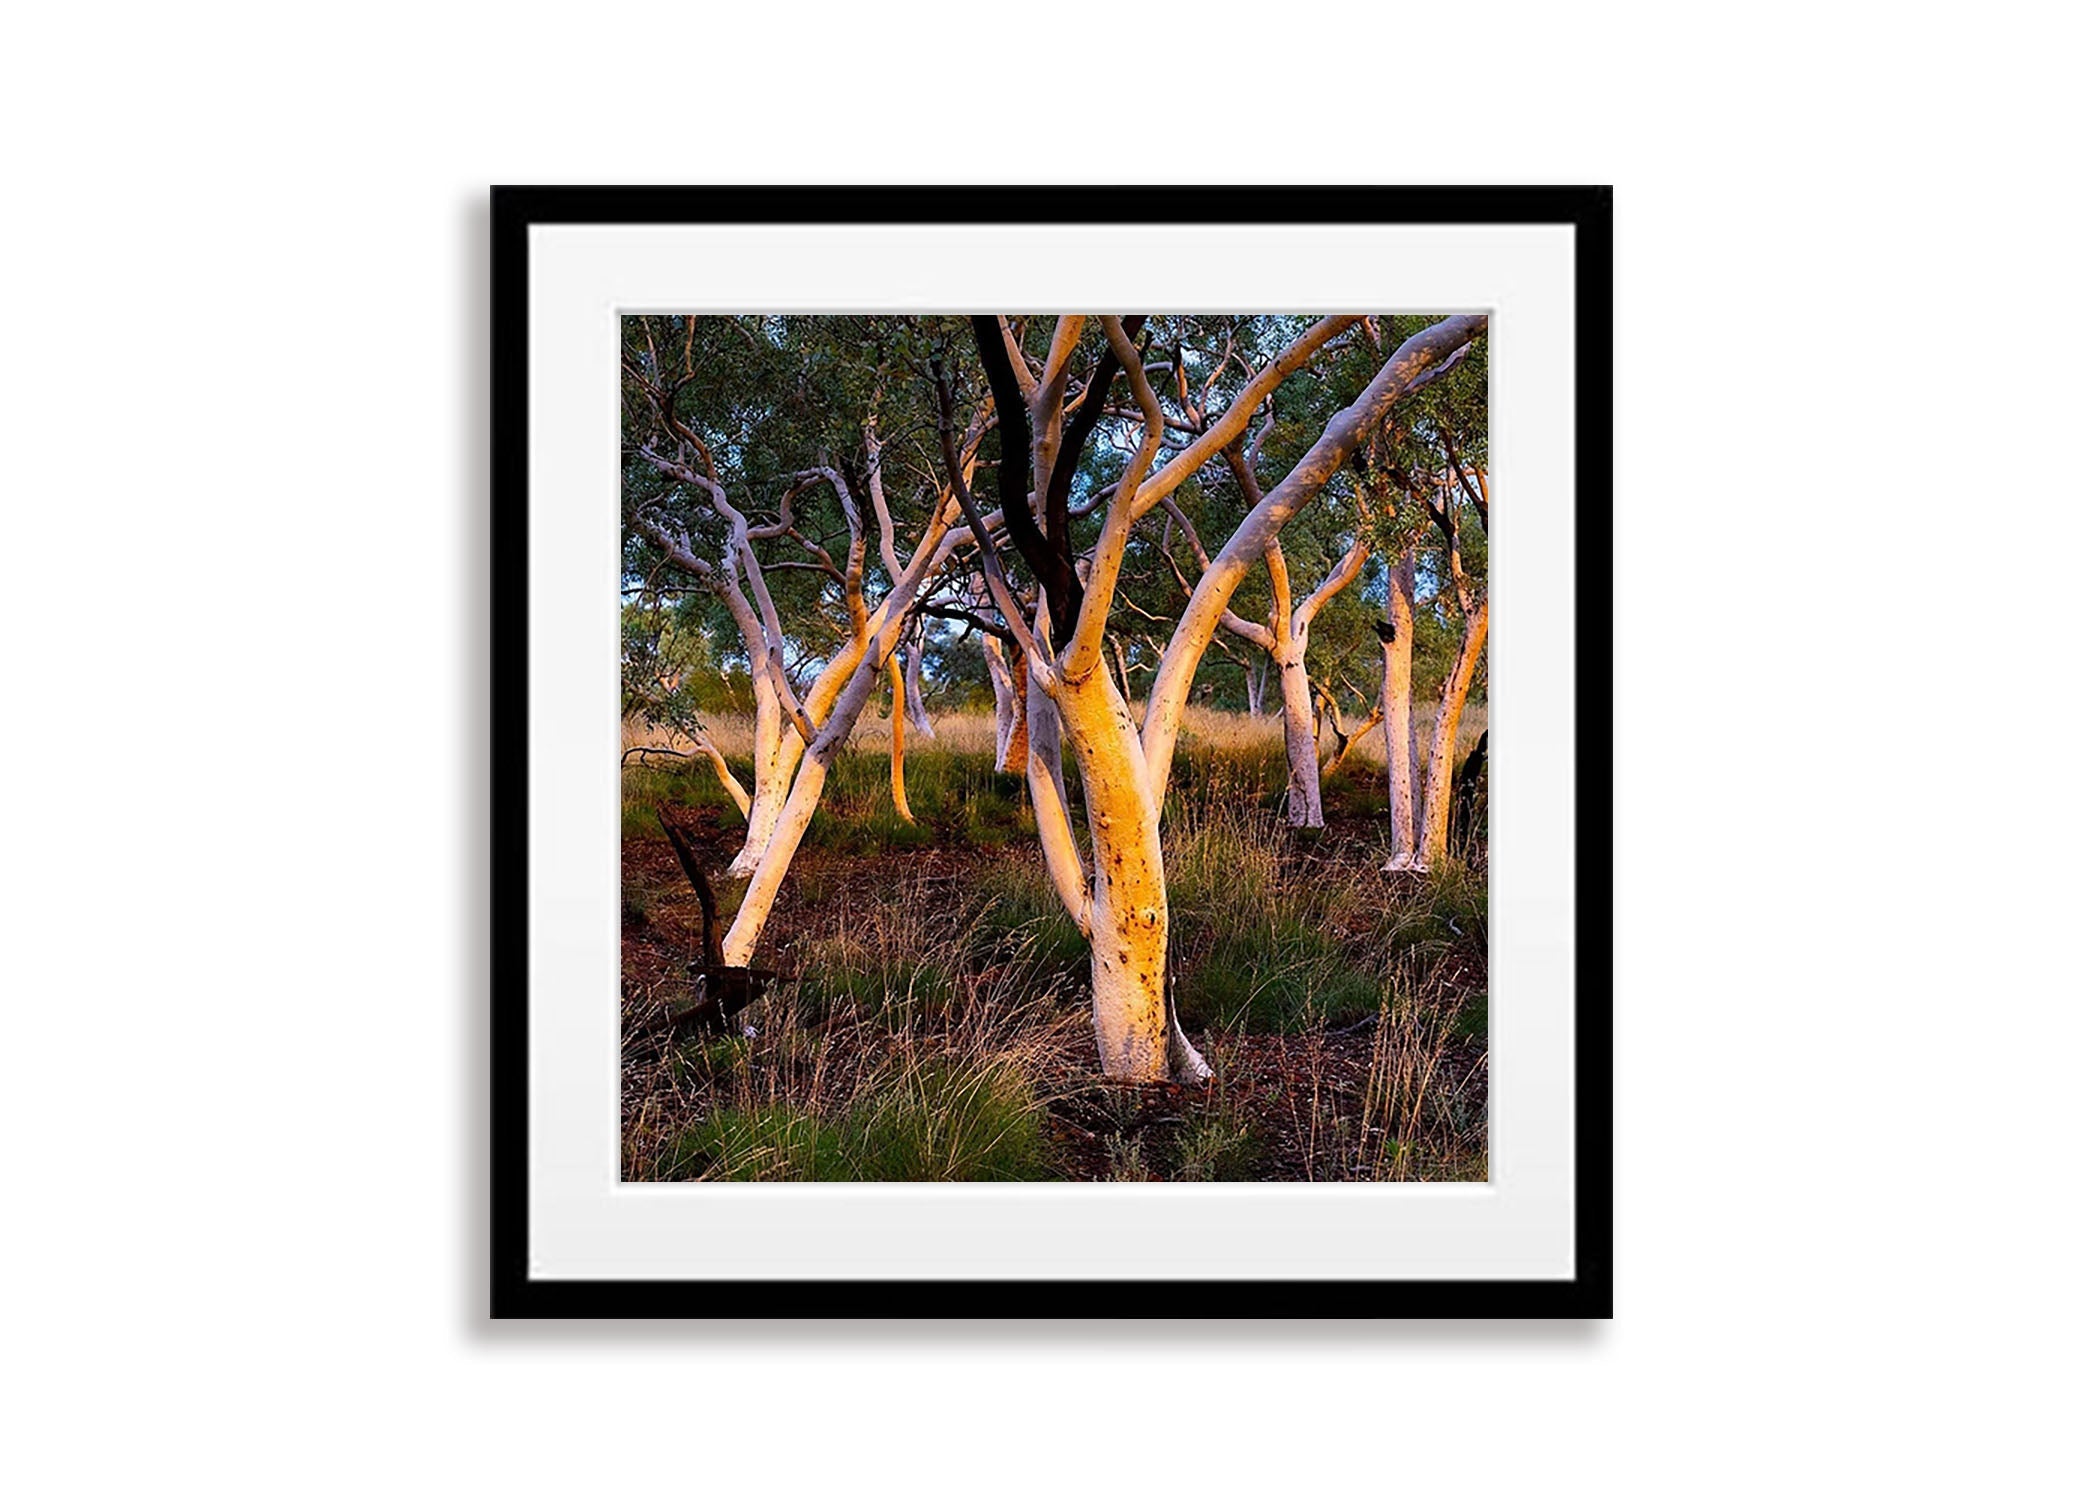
xmin=1148 ymin=323 xmax=1413 ymax=828
xmin=942 ymin=313 xmax=1484 ymax=1081
xmin=1355 ymin=333 xmax=1490 ymax=871
xmin=1157 ymin=480 xmax=1371 ymax=829
xmin=621 ymin=317 xmax=1005 ymax=928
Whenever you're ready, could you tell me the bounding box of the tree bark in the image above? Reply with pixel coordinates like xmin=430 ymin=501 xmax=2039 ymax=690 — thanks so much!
xmin=720 ymin=622 xmax=897 ymax=965
xmin=984 ymin=631 xmax=1030 ymax=774
xmin=1277 ymin=648 xmax=1324 ymax=828
xmin=718 ymin=488 xmax=988 ymax=963
xmin=1024 ymin=667 xmax=1090 ymax=933
xmin=1275 ymin=539 xmax=1367 ymax=829
xmin=1139 ymin=316 xmax=1485 ymax=808
xmin=1056 ymin=667 xmax=1209 ymax=1083
xmin=728 ymin=638 xmax=793 ymax=877
xmin=902 ymin=629 xmax=936 ymax=738
xmin=886 ymin=653 xmax=914 ymax=823
xmin=1413 ymin=598 xmax=1488 ymax=868
xmin=691 ymin=735 xmax=750 ymax=818
xmin=1380 ymin=556 xmax=1423 ymax=872
xmin=990 ymin=313 xmax=1483 ymax=1081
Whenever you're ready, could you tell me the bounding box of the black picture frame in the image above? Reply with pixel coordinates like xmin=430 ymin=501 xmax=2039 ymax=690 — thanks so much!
xmin=491 ymin=185 xmax=1612 ymax=1319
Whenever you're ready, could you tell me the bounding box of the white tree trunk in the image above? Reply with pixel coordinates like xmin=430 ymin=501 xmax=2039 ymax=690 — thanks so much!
xmin=1139 ymin=318 xmax=1484 ymax=808
xmin=687 ymin=732 xmax=750 ymax=819
xmin=1380 ymin=558 xmax=1424 ymax=872
xmin=719 ymin=515 xmax=983 ymax=961
xmin=1056 ymin=668 xmax=1209 ymax=1083
xmin=902 ymin=630 xmax=936 ymax=738
xmin=984 ymin=632 xmax=1030 ymax=774
xmin=1414 ymin=600 xmax=1489 ymax=868
xmin=728 ymin=674 xmax=793 ymax=877
xmin=720 ymin=664 xmax=878 ymax=966
xmin=1245 ymin=655 xmax=1267 ymax=715
xmin=1276 ymin=645 xmax=1325 ymax=828
xmin=1005 ymin=314 xmax=1483 ymax=1080
xmin=1024 ymin=668 xmax=1089 ymax=932
xmin=1275 ymin=540 xmax=1367 ymax=830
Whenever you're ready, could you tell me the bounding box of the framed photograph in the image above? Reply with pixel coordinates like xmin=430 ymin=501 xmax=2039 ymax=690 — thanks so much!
xmin=491 ymin=185 xmax=1610 ymax=1316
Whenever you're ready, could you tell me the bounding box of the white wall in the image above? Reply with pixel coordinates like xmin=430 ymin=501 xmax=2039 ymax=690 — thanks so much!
xmin=4 ymin=5 xmax=2092 ymax=1496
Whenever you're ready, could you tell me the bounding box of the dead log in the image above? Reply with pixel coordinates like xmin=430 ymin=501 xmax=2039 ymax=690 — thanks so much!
xmin=648 ymin=811 xmax=781 ymax=1034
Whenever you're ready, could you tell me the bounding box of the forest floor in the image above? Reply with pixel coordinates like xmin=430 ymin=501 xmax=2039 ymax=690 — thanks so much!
xmin=619 ymin=707 xmax=1488 ymax=1183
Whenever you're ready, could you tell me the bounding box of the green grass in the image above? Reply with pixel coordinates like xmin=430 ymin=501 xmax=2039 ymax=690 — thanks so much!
xmin=620 ymin=759 xmax=751 ymax=838
xmin=624 ymin=742 xmax=1048 ymax=856
xmin=965 ymin=857 xmax=1094 ymax=976
xmin=788 ymin=938 xmax=957 ymax=1031
xmin=625 ymin=723 xmax=1486 ymax=1048
xmin=1172 ymin=1108 xmax=1263 ymax=1181
xmin=663 ymin=1058 xmax=1048 ymax=1181
xmin=1159 ymin=798 xmax=1399 ymax=1032
xmin=1454 ymin=991 xmax=1489 ymax=1042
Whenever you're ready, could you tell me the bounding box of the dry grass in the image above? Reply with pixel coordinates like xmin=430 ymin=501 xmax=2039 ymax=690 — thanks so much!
xmin=624 ymin=871 xmax=1092 ymax=1181
xmin=623 ymin=707 xmax=1001 ymax=758
xmin=624 ymin=699 xmax=1485 ymax=775
xmin=1173 ymin=700 xmax=1487 ymax=772
xmin=620 ymin=695 xmax=1490 ymax=1182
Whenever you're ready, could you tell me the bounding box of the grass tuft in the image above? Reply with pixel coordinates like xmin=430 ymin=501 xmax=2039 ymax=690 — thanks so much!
xmin=621 ymin=707 xmax=1488 ymax=1182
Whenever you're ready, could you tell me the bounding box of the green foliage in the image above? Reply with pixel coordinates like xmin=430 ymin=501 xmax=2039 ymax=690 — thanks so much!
xmin=621 ymin=313 xmax=1487 ymax=773
xmin=620 ymin=601 xmax=755 ymax=740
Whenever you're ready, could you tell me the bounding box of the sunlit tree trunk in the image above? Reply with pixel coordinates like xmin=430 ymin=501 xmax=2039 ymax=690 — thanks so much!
xmin=1019 ymin=670 xmax=1088 ymax=933
xmin=886 ymin=654 xmax=914 ymax=823
xmin=718 ymin=503 xmax=986 ymax=964
xmin=1414 ymin=598 xmax=1488 ymax=868
xmin=983 ymin=631 xmax=1029 ymax=774
xmin=629 ymin=344 xmax=1005 ymax=964
xmin=730 ymin=671 xmax=793 ymax=875
xmin=721 ymin=611 xmax=900 ymax=964
xmin=689 ymin=731 xmax=751 ymax=817
xmin=956 ymin=312 xmax=1483 ymax=1082
xmin=1057 ymin=667 xmax=1209 ymax=1082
